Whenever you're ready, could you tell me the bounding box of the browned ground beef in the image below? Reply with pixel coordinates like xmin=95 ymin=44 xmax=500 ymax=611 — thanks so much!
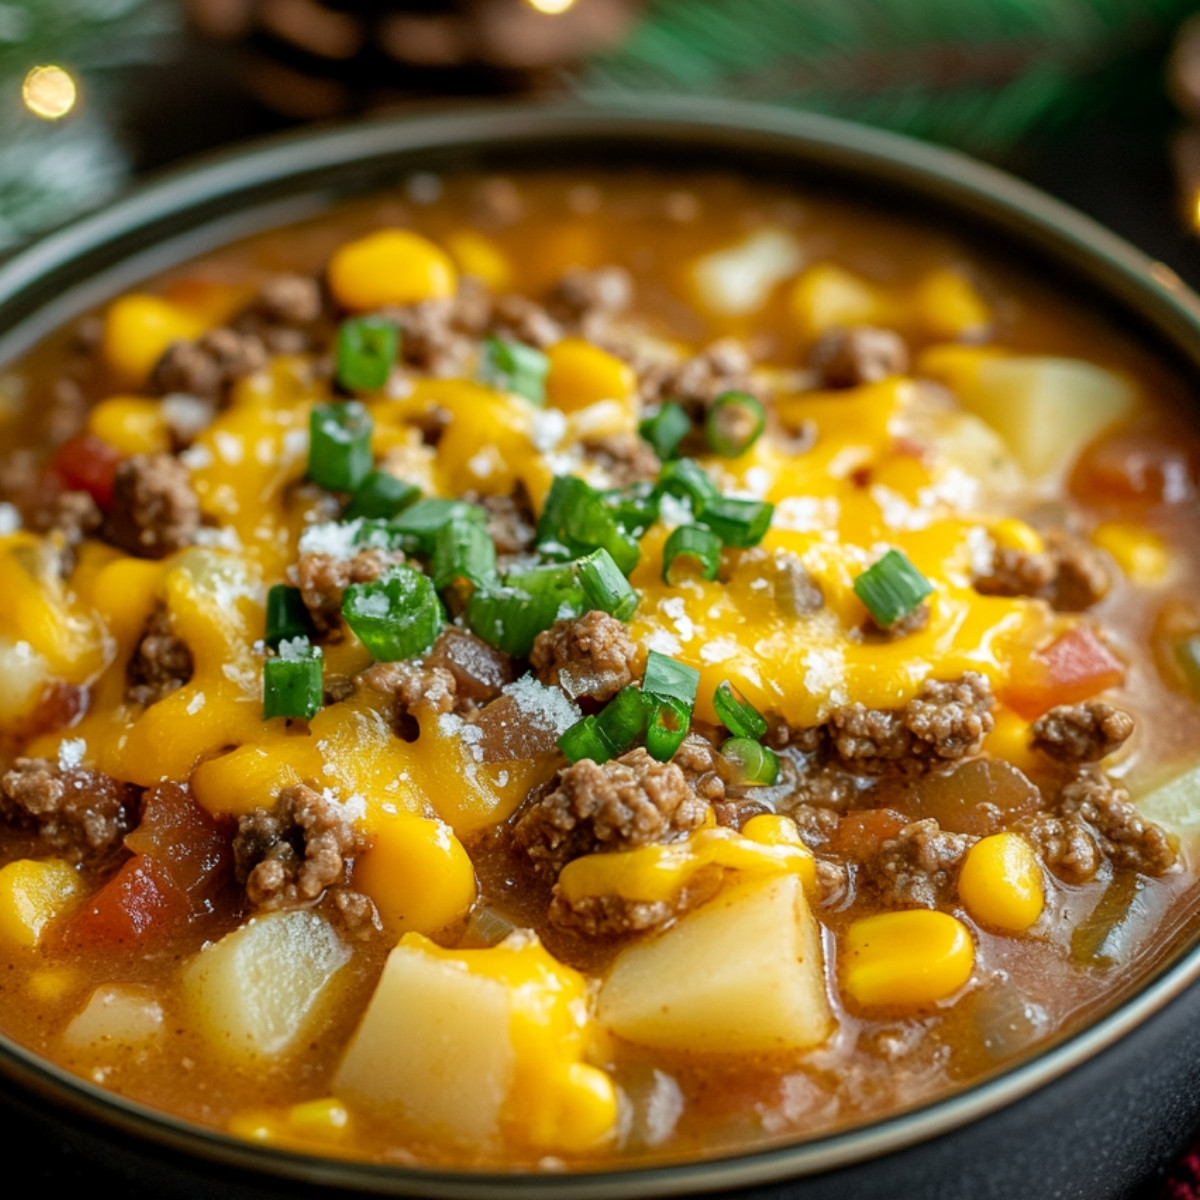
xmin=104 ymin=453 xmax=200 ymax=559
xmin=771 ymin=553 xmax=825 ymax=617
xmin=253 ymin=273 xmax=322 ymax=325
xmin=580 ymin=433 xmax=661 ymax=486
xmin=829 ymin=672 xmax=995 ymax=775
xmin=1018 ymin=812 xmax=1103 ymax=884
xmin=386 ymin=298 xmax=473 ymax=378
xmin=150 ymin=328 xmax=268 ymax=400
xmin=547 ymin=266 xmax=633 ymax=342
xmin=514 ymin=748 xmax=708 ymax=878
xmin=864 ymin=600 xmax=931 ymax=641
xmin=531 ymin=611 xmax=638 ymax=703
xmin=0 ymin=758 xmax=133 ymax=855
xmin=864 ymin=817 xmax=977 ymax=908
xmin=425 ymin=627 xmax=515 ymax=708
xmin=475 ymin=491 xmax=536 ymax=555
xmin=29 ymin=489 xmax=102 ymax=569
xmin=490 ymin=293 xmax=562 ymax=349
xmin=357 ymin=660 xmax=457 ymax=730
xmin=233 ymin=782 xmax=372 ymax=912
xmin=550 ymin=866 xmax=725 ymax=939
xmin=671 ymin=732 xmax=730 ymax=804
xmin=806 ymin=326 xmax=910 ymax=389
xmin=125 ymin=604 xmax=193 ymax=706
xmin=974 ymin=531 xmax=1111 ymax=611
xmin=1060 ymin=770 xmax=1177 ymax=875
xmin=637 ymin=338 xmax=759 ymax=412
xmin=1031 ymin=701 xmax=1135 ymax=763
xmin=294 ymin=547 xmax=408 ymax=633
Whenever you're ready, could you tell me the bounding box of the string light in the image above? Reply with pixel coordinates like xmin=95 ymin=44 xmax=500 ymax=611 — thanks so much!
xmin=21 ymin=65 xmax=78 ymax=120
xmin=526 ymin=0 xmax=577 ymax=13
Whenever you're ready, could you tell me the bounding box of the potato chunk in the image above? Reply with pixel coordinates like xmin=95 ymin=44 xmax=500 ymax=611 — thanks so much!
xmin=597 ymin=874 xmax=832 ymax=1054
xmin=182 ymin=910 xmax=349 ymax=1063
xmin=63 ymin=984 xmax=164 ymax=1054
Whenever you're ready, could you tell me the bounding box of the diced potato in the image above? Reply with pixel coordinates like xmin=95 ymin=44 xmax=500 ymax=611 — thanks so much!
xmin=333 ymin=939 xmax=516 ymax=1148
xmin=0 ymin=858 xmax=80 ymax=947
xmin=63 ymin=984 xmax=164 ymax=1053
xmin=596 ymin=874 xmax=832 ymax=1054
xmin=690 ymin=227 xmax=805 ymax=318
xmin=182 ymin=911 xmax=350 ymax=1063
xmin=1137 ymin=764 xmax=1200 ymax=833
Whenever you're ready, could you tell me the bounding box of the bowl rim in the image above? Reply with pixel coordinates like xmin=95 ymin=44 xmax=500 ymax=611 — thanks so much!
xmin=2 ymin=95 xmax=1200 ymax=1197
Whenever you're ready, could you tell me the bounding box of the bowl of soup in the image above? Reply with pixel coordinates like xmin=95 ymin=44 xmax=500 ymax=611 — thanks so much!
xmin=0 ymin=100 xmax=1199 ymax=1199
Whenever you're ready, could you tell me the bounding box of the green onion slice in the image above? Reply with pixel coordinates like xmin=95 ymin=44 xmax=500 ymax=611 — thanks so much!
xmin=645 ymin=695 xmax=691 ymax=762
xmin=537 ymin=475 xmax=640 ymax=576
xmin=698 ymin=495 xmax=774 ymax=549
xmin=602 ymin=482 xmax=660 ymax=539
xmin=479 ymin=335 xmax=550 ymax=405
xmin=335 ymin=316 xmax=400 ymax=392
xmin=559 ymin=716 xmax=613 ymax=765
xmin=264 ymin=584 xmax=314 ymax=650
xmin=467 ymin=563 xmax=584 ymax=657
xmin=639 ymin=402 xmax=690 ymax=460
xmin=662 ymin=525 xmax=722 ymax=585
xmin=595 ymin=686 xmax=649 ymax=758
xmin=343 ymin=470 xmax=420 ymax=521
xmin=432 ymin=513 xmax=497 ymax=595
xmin=656 ymin=458 xmax=718 ymax=510
xmin=263 ymin=638 xmax=323 ymax=721
xmin=341 ymin=564 xmax=444 ymax=661
xmin=577 ymin=548 xmax=639 ymax=621
xmin=390 ymin=497 xmax=487 ymax=556
xmin=713 ymin=680 xmax=768 ymax=740
xmin=705 ymin=391 xmax=766 ymax=457
xmin=642 ymin=650 xmax=700 ymax=708
xmin=853 ymin=548 xmax=934 ymax=627
xmin=720 ymin=737 xmax=780 ymax=785
xmin=308 ymin=401 xmax=374 ymax=493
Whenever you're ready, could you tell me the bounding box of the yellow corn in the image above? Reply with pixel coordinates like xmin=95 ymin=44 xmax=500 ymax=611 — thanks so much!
xmin=88 ymin=396 xmax=171 ymax=456
xmin=1091 ymin=520 xmax=1169 ymax=585
xmin=102 ymin=294 xmax=203 ymax=386
xmin=910 ymin=268 xmax=991 ymax=341
xmin=983 ymin=707 xmax=1038 ymax=775
xmin=958 ymin=833 xmax=1044 ymax=932
xmin=286 ymin=1097 xmax=350 ymax=1139
xmin=841 ymin=909 xmax=974 ymax=1008
xmin=445 ymin=229 xmax=511 ymax=291
xmin=990 ymin=517 xmax=1045 ymax=555
xmin=327 ymin=229 xmax=457 ymax=310
xmin=526 ymin=1061 xmax=618 ymax=1155
xmin=788 ymin=263 xmax=894 ymax=339
xmin=545 ymin=338 xmax=637 ymax=414
xmin=352 ymin=813 xmax=477 ymax=938
xmin=0 ymin=859 xmax=80 ymax=948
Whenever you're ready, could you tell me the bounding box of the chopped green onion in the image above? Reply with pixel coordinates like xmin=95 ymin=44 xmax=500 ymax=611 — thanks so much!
xmin=343 ymin=470 xmax=420 ymax=521
xmin=577 ymin=548 xmax=639 ymax=621
xmin=713 ymin=681 xmax=768 ymax=740
xmin=308 ymin=401 xmax=374 ymax=492
xmin=335 ymin=316 xmax=399 ymax=392
xmin=467 ymin=563 xmax=584 ymax=657
xmin=559 ymin=716 xmax=613 ymax=765
xmin=390 ymin=498 xmax=486 ymax=556
xmin=854 ymin=548 xmax=934 ymax=628
xmin=263 ymin=638 xmax=323 ymax=720
xmin=720 ymin=737 xmax=780 ymax=785
xmin=645 ymin=696 xmax=691 ymax=762
xmin=705 ymin=391 xmax=766 ymax=457
xmin=698 ymin=495 xmax=774 ymax=549
xmin=264 ymin=585 xmax=314 ymax=650
xmin=350 ymin=518 xmax=409 ymax=552
xmin=595 ymin=686 xmax=649 ymax=757
xmin=602 ymin=482 xmax=660 ymax=539
xmin=341 ymin=564 xmax=444 ymax=661
xmin=479 ymin=336 xmax=550 ymax=405
xmin=639 ymin=402 xmax=690 ymax=460
xmin=537 ymin=475 xmax=640 ymax=576
xmin=642 ymin=650 xmax=700 ymax=708
xmin=1176 ymin=635 xmax=1200 ymax=699
xmin=662 ymin=525 xmax=722 ymax=585
xmin=432 ymin=514 xmax=497 ymax=596
xmin=656 ymin=458 xmax=718 ymax=510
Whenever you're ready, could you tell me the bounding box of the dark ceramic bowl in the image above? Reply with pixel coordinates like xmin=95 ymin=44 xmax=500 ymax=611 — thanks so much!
xmin=1 ymin=99 xmax=1199 ymax=1200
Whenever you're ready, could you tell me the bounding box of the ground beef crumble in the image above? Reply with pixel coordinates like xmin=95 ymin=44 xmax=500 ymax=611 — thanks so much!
xmin=1031 ymin=701 xmax=1135 ymax=763
xmin=637 ymin=337 xmax=761 ymax=413
xmin=104 ymin=453 xmax=200 ymax=559
xmin=357 ymin=660 xmax=458 ymax=731
xmin=806 ymin=326 xmax=910 ymax=389
xmin=150 ymin=328 xmax=268 ymax=401
xmin=531 ymin=610 xmax=637 ymax=703
xmin=580 ymin=432 xmax=661 ymax=487
xmin=294 ymin=547 xmax=408 ymax=633
xmin=864 ymin=817 xmax=977 ymax=908
xmin=1059 ymin=769 xmax=1177 ymax=876
xmin=0 ymin=758 xmax=133 ymax=855
xmin=233 ymin=783 xmax=375 ymax=918
xmin=974 ymin=530 xmax=1111 ymax=611
xmin=125 ymin=604 xmax=193 ymax=707
xmin=1018 ymin=812 xmax=1103 ymax=884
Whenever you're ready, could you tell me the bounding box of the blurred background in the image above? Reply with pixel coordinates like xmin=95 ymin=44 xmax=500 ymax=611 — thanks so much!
xmin=6 ymin=0 xmax=1200 ymax=285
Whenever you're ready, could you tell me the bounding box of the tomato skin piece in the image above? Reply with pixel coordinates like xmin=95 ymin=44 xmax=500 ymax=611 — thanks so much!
xmin=1004 ymin=625 xmax=1127 ymax=720
xmin=48 ymin=434 xmax=121 ymax=509
xmin=60 ymin=855 xmax=187 ymax=947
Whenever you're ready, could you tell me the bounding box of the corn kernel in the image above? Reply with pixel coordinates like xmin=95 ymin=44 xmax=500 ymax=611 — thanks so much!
xmin=445 ymin=229 xmax=511 ymax=292
xmin=910 ymin=268 xmax=991 ymax=341
xmin=958 ymin=833 xmax=1044 ymax=932
xmin=102 ymin=294 xmax=204 ymax=386
xmin=327 ymin=229 xmax=457 ymax=310
xmin=227 ymin=1111 xmax=276 ymax=1142
xmin=88 ymin=396 xmax=171 ymax=456
xmin=352 ymin=813 xmax=476 ymax=938
xmin=788 ymin=263 xmax=893 ymax=338
xmin=1091 ymin=520 xmax=1169 ymax=585
xmin=287 ymin=1096 xmax=350 ymax=1138
xmin=841 ymin=910 xmax=974 ymax=1008
xmin=990 ymin=517 xmax=1044 ymax=555
xmin=545 ymin=338 xmax=637 ymax=414
xmin=0 ymin=859 xmax=80 ymax=948
xmin=28 ymin=966 xmax=80 ymax=1003
xmin=983 ymin=706 xmax=1038 ymax=775
xmin=527 ymin=1061 xmax=618 ymax=1154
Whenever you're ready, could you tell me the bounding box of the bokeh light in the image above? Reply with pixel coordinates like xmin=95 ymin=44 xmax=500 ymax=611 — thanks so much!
xmin=21 ymin=65 xmax=78 ymax=120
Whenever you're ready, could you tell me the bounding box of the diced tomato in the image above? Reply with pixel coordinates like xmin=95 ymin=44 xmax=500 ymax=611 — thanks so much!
xmin=1070 ymin=427 xmax=1197 ymax=508
xmin=1004 ymin=624 xmax=1127 ymax=720
xmin=61 ymin=855 xmax=187 ymax=947
xmin=124 ymin=781 xmax=231 ymax=898
xmin=831 ymin=809 xmax=908 ymax=859
xmin=48 ymin=433 xmax=121 ymax=509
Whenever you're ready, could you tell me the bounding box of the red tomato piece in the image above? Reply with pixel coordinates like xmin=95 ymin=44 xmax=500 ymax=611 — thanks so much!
xmin=61 ymin=855 xmax=187 ymax=947
xmin=1004 ymin=625 xmax=1127 ymax=720
xmin=48 ymin=433 xmax=121 ymax=509
xmin=124 ymin=781 xmax=231 ymax=898
xmin=831 ymin=809 xmax=908 ymax=859
xmin=1070 ymin=428 xmax=1197 ymax=508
